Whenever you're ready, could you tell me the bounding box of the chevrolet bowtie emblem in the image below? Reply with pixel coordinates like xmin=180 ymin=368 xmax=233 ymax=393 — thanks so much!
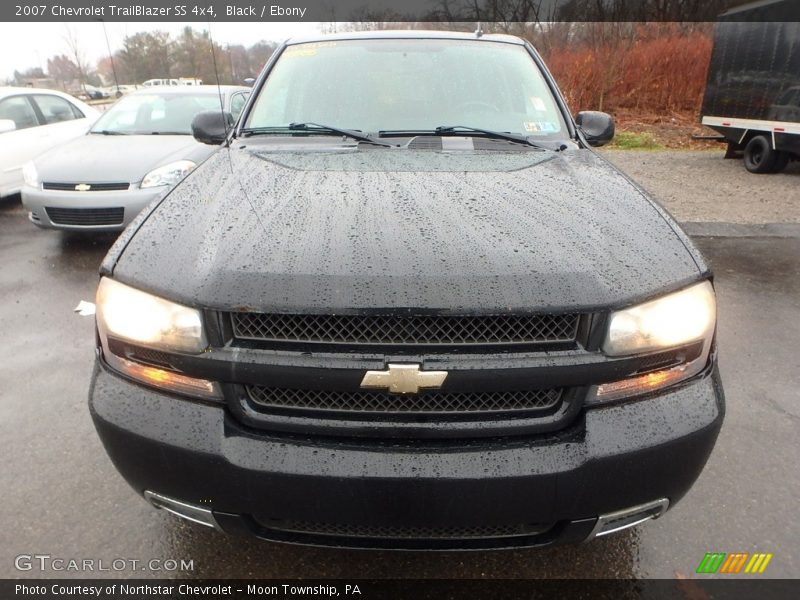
xmin=74 ymin=183 xmax=91 ymax=191
xmin=360 ymin=364 xmax=448 ymax=395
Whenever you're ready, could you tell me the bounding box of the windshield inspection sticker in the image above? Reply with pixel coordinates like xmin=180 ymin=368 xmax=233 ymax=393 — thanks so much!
xmin=284 ymin=42 xmax=337 ymax=58
xmin=284 ymin=47 xmax=318 ymax=58
xmin=524 ymin=121 xmax=559 ymax=133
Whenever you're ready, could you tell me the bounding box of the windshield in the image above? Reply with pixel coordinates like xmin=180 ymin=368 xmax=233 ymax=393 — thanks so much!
xmin=245 ymin=39 xmax=568 ymax=138
xmin=91 ymin=92 xmax=225 ymax=135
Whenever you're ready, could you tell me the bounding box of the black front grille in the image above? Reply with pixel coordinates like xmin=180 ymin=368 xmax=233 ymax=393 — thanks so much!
xmin=267 ymin=520 xmax=552 ymax=540
xmin=42 ymin=182 xmax=130 ymax=191
xmin=246 ymin=386 xmax=562 ymax=413
xmin=45 ymin=207 xmax=124 ymax=226
xmin=231 ymin=313 xmax=580 ymax=347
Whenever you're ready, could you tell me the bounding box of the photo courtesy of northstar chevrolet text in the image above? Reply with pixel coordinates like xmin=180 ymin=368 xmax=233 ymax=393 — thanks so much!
xmin=1 ymin=0 xmax=798 ymax=596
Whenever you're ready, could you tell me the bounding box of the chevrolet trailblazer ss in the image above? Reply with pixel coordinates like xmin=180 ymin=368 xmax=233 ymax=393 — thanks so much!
xmin=89 ymin=31 xmax=724 ymax=549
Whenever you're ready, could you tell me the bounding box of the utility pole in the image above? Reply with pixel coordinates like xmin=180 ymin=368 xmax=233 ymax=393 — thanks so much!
xmin=226 ymin=44 xmax=236 ymax=84
xmin=100 ymin=19 xmax=121 ymax=97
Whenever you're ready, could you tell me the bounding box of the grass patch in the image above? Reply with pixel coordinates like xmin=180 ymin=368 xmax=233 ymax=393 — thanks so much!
xmin=609 ymin=130 xmax=664 ymax=150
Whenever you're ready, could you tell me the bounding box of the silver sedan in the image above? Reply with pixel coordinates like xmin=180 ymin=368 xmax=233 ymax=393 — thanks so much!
xmin=22 ymin=85 xmax=248 ymax=232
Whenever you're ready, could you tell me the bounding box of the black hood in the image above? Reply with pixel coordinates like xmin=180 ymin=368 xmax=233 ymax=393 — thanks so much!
xmin=108 ymin=143 xmax=704 ymax=313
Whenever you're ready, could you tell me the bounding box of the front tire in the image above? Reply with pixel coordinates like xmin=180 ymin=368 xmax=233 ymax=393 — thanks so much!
xmin=743 ymin=135 xmax=778 ymax=174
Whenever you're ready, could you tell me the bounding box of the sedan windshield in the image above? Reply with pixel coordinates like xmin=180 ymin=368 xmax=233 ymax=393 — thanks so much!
xmin=91 ymin=93 xmax=224 ymax=135
xmin=245 ymin=39 xmax=568 ymax=139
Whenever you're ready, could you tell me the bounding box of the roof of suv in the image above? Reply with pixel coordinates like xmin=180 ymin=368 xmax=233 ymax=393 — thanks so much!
xmin=285 ymin=30 xmax=527 ymax=46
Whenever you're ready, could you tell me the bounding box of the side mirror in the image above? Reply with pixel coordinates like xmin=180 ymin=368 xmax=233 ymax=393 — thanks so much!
xmin=576 ymin=111 xmax=615 ymax=147
xmin=191 ymin=110 xmax=234 ymax=145
xmin=0 ymin=119 xmax=17 ymax=134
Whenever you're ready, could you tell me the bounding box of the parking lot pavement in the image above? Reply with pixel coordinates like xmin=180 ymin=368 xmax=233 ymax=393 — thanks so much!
xmin=0 ymin=183 xmax=798 ymax=580
xmin=600 ymin=149 xmax=800 ymax=225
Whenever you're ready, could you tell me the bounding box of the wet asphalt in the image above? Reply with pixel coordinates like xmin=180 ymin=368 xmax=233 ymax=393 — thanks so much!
xmin=0 ymin=195 xmax=798 ymax=580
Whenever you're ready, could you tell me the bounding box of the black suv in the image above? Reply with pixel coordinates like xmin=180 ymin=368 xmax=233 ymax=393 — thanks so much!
xmin=89 ymin=31 xmax=724 ymax=550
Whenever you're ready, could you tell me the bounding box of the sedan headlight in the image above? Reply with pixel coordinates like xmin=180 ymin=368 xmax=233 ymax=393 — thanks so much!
xmin=96 ymin=277 xmax=219 ymax=399
xmin=22 ymin=161 xmax=39 ymax=187
xmin=140 ymin=160 xmax=196 ymax=189
xmin=603 ymin=281 xmax=716 ymax=357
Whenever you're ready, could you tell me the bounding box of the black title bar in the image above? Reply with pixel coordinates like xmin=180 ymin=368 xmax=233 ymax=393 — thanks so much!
xmin=3 ymin=0 xmax=800 ymax=23
xmin=3 ymin=579 xmax=799 ymax=600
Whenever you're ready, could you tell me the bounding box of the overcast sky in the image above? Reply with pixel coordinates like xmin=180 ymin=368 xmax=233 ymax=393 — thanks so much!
xmin=0 ymin=22 xmax=324 ymax=81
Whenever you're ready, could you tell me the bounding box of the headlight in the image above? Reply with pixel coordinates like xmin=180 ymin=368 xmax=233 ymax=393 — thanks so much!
xmin=96 ymin=277 xmax=219 ymax=399
xmin=22 ymin=161 xmax=38 ymax=187
xmin=96 ymin=277 xmax=206 ymax=353
xmin=590 ymin=281 xmax=716 ymax=404
xmin=603 ymin=281 xmax=716 ymax=357
xmin=140 ymin=160 xmax=196 ymax=189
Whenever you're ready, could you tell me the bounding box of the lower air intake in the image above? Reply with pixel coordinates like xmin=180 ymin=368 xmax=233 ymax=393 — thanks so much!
xmin=265 ymin=520 xmax=552 ymax=540
xmin=46 ymin=207 xmax=124 ymax=226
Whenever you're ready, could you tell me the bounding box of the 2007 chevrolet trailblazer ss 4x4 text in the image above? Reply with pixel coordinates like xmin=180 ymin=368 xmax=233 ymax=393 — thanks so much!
xmin=89 ymin=31 xmax=724 ymax=550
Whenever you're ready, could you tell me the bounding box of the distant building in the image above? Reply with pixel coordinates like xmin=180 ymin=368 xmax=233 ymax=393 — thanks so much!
xmin=17 ymin=77 xmax=58 ymax=89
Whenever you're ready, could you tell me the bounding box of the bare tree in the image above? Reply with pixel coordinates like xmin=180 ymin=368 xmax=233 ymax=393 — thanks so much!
xmin=63 ymin=26 xmax=92 ymax=89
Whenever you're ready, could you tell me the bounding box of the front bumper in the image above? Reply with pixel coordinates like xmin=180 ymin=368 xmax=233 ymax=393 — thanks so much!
xmin=21 ymin=184 xmax=163 ymax=231
xmin=89 ymin=359 xmax=724 ymax=550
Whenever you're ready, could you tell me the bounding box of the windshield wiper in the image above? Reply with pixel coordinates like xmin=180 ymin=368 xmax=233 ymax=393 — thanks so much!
xmin=380 ymin=126 xmax=553 ymax=150
xmin=241 ymin=123 xmax=393 ymax=147
xmin=437 ymin=125 xmax=545 ymax=148
xmin=91 ymin=130 xmax=127 ymax=135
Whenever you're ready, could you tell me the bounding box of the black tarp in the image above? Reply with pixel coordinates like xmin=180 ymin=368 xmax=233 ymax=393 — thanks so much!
xmin=702 ymin=0 xmax=800 ymax=122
